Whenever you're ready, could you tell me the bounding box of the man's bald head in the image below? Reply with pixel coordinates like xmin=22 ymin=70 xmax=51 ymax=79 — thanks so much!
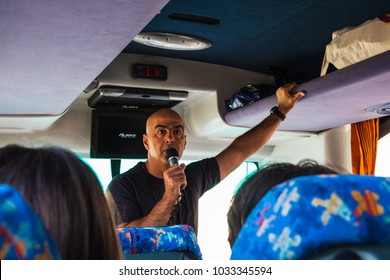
xmin=146 ymin=108 xmax=184 ymax=135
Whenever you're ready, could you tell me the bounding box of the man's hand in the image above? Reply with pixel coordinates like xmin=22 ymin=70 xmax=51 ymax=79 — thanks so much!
xmin=162 ymin=164 xmax=187 ymax=204
xmin=276 ymin=82 xmax=305 ymax=116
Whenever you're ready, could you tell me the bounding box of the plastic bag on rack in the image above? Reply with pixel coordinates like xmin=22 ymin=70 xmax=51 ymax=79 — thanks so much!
xmin=225 ymin=84 xmax=276 ymax=112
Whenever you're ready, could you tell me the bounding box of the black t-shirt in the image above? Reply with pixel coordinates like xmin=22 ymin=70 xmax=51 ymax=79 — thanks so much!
xmin=107 ymin=157 xmax=220 ymax=234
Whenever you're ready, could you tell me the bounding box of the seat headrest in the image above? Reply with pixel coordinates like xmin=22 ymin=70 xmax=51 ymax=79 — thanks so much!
xmin=116 ymin=224 xmax=202 ymax=259
xmin=0 ymin=184 xmax=60 ymax=259
xmin=231 ymin=175 xmax=390 ymax=259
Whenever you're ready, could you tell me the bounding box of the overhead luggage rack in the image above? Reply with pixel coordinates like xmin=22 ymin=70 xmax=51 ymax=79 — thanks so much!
xmin=223 ymin=51 xmax=390 ymax=132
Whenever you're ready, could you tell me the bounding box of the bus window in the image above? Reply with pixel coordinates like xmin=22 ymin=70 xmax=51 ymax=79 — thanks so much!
xmin=198 ymin=161 xmax=257 ymax=260
xmin=375 ymin=133 xmax=390 ymax=177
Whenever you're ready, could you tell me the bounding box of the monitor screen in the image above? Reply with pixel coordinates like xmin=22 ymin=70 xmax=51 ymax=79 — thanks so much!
xmin=90 ymin=110 xmax=154 ymax=159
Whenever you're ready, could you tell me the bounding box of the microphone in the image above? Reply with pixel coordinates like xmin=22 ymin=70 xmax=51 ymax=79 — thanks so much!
xmin=166 ymin=148 xmax=179 ymax=166
xmin=166 ymin=147 xmax=183 ymax=226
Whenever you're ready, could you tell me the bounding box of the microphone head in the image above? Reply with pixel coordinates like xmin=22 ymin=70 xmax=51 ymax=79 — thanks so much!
xmin=166 ymin=148 xmax=179 ymax=166
xmin=166 ymin=148 xmax=179 ymax=159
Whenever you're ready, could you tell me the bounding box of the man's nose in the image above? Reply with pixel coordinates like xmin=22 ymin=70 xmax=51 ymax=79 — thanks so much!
xmin=164 ymin=131 xmax=175 ymax=143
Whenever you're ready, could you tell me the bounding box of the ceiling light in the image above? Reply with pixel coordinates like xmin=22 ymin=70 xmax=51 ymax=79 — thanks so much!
xmin=133 ymin=32 xmax=212 ymax=51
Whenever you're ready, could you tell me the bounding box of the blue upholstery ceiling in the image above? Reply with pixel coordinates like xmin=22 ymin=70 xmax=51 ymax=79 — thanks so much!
xmin=123 ymin=0 xmax=389 ymax=83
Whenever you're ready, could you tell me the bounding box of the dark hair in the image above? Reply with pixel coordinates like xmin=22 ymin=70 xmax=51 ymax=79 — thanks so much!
xmin=227 ymin=160 xmax=338 ymax=248
xmin=0 ymin=145 xmax=122 ymax=259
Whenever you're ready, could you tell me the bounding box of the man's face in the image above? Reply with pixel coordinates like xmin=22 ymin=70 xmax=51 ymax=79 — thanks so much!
xmin=143 ymin=109 xmax=186 ymax=164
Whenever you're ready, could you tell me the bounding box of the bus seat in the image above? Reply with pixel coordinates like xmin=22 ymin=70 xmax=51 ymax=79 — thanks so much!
xmin=0 ymin=184 xmax=60 ymax=260
xmin=116 ymin=224 xmax=202 ymax=260
xmin=310 ymin=243 xmax=390 ymax=260
xmin=230 ymin=175 xmax=390 ymax=260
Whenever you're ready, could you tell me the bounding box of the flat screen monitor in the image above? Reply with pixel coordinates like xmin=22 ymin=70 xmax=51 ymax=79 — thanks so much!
xmin=90 ymin=109 xmax=154 ymax=159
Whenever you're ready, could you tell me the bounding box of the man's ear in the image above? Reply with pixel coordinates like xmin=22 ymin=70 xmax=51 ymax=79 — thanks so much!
xmin=143 ymin=134 xmax=149 ymax=150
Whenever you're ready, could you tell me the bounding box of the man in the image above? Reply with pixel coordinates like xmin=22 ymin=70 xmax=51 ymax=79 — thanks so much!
xmin=107 ymin=82 xmax=305 ymax=234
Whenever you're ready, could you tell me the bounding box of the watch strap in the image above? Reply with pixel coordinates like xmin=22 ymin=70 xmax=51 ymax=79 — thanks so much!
xmin=270 ymin=106 xmax=286 ymax=121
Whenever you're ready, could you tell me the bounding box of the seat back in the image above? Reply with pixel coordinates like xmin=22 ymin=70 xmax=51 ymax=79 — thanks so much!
xmin=116 ymin=224 xmax=202 ymax=260
xmin=0 ymin=184 xmax=60 ymax=259
xmin=231 ymin=175 xmax=390 ymax=259
xmin=310 ymin=243 xmax=390 ymax=260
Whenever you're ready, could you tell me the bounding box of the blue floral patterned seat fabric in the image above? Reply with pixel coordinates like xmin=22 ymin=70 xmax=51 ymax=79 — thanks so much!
xmin=116 ymin=224 xmax=202 ymax=259
xmin=231 ymin=175 xmax=390 ymax=260
xmin=0 ymin=184 xmax=60 ymax=260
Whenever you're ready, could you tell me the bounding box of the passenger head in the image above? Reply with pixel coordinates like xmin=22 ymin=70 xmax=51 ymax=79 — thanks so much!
xmin=227 ymin=160 xmax=338 ymax=247
xmin=144 ymin=108 xmax=186 ymax=165
xmin=0 ymin=145 xmax=121 ymax=259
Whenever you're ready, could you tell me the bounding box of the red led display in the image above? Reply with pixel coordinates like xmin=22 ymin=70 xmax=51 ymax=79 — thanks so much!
xmin=133 ymin=64 xmax=167 ymax=80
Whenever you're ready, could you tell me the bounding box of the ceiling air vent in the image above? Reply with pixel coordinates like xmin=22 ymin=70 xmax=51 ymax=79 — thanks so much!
xmin=366 ymin=102 xmax=390 ymax=115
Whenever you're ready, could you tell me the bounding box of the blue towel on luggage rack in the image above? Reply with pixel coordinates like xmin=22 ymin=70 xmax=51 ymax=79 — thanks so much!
xmin=231 ymin=175 xmax=390 ymax=259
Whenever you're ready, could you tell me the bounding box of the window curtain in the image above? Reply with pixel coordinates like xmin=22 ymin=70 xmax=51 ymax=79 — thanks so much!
xmin=351 ymin=118 xmax=379 ymax=175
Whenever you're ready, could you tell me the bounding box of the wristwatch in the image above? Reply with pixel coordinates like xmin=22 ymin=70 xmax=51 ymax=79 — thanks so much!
xmin=270 ymin=106 xmax=286 ymax=121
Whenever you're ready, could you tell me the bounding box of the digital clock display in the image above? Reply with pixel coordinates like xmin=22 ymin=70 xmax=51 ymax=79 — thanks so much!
xmin=133 ymin=64 xmax=168 ymax=80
